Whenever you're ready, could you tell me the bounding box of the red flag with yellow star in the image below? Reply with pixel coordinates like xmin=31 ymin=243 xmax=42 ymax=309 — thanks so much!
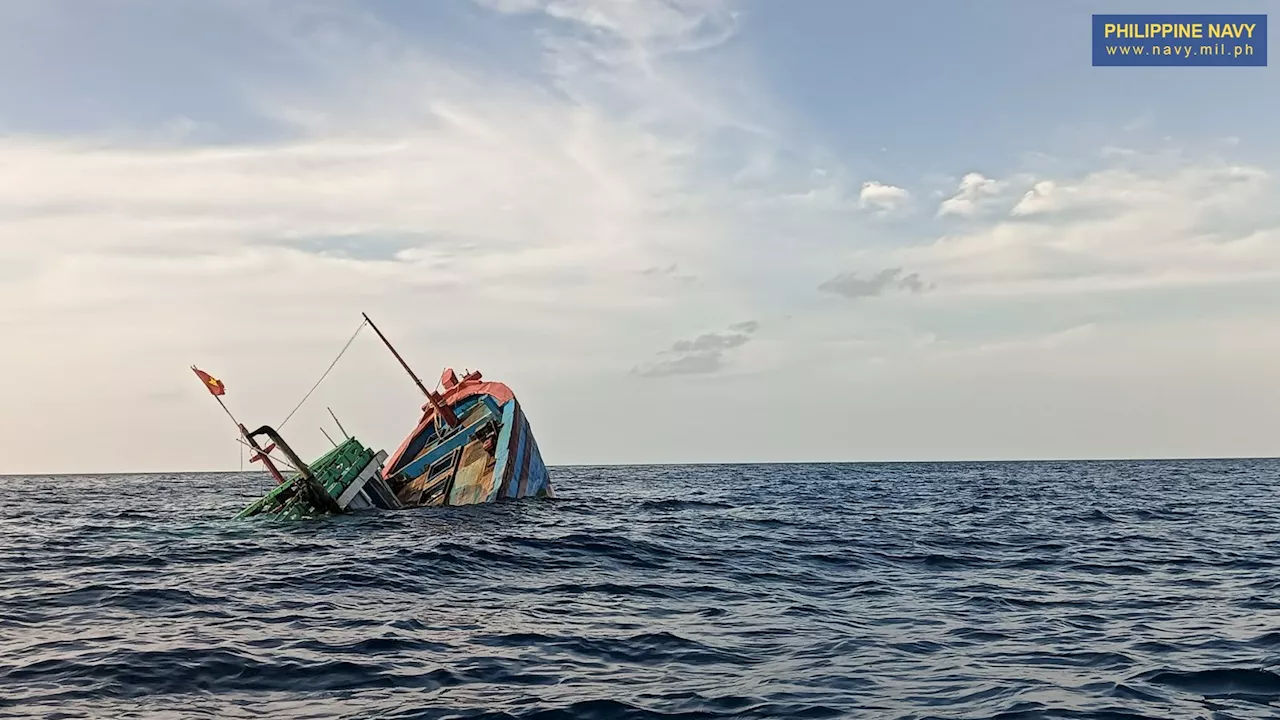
xmin=192 ymin=366 xmax=226 ymax=396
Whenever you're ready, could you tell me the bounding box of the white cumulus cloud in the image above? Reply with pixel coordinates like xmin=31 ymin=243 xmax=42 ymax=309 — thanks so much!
xmin=937 ymin=172 xmax=1006 ymax=217
xmin=900 ymin=154 xmax=1278 ymax=295
xmin=858 ymin=180 xmax=909 ymax=213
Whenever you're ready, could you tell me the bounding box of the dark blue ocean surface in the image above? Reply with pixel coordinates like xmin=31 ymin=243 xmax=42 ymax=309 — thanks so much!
xmin=4 ymin=460 xmax=1280 ymax=719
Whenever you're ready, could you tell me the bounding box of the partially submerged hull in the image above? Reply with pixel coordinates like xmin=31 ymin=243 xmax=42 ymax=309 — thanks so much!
xmin=235 ymin=436 xmax=391 ymax=520
xmin=233 ymin=367 xmax=551 ymax=520
xmin=382 ymin=368 xmax=553 ymax=507
xmin=215 ymin=313 xmax=552 ymax=520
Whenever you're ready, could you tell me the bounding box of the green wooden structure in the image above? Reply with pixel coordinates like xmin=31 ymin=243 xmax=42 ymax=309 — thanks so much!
xmin=235 ymin=436 xmax=392 ymax=520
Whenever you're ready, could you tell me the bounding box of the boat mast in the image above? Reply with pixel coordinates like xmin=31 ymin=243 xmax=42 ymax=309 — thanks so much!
xmin=362 ymin=312 xmax=459 ymax=427
xmin=327 ymin=407 xmax=349 ymax=439
xmin=319 ymin=426 xmax=338 ymax=448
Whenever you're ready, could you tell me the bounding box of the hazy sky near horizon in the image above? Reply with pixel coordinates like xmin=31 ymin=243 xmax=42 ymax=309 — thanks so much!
xmin=2 ymin=0 xmax=1279 ymax=473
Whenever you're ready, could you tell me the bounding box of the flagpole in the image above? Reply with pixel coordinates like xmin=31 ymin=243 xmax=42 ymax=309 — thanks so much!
xmin=193 ymin=365 xmax=287 ymax=484
xmin=214 ymin=394 xmax=238 ymax=427
xmin=213 ymin=393 xmax=272 ymax=478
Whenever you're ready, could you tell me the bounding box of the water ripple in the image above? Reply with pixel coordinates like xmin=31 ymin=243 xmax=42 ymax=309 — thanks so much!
xmin=4 ymin=460 xmax=1280 ymax=718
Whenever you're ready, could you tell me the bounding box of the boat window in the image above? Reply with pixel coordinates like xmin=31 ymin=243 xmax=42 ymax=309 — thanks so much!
xmin=428 ymin=453 xmax=454 ymax=477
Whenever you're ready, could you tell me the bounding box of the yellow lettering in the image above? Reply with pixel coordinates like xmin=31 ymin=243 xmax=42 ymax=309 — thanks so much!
xmin=1160 ymin=23 xmax=1173 ymax=37
xmin=1209 ymin=24 xmax=1222 ymax=38
xmin=1241 ymin=23 xmax=1256 ymax=39
xmin=1191 ymin=23 xmax=1203 ymax=39
xmin=1104 ymin=23 xmax=1117 ymax=37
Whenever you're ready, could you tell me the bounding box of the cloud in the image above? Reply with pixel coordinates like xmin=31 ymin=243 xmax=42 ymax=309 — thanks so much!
xmin=475 ymin=0 xmax=746 ymax=132
xmin=672 ymin=331 xmax=751 ymax=353
xmin=632 ymin=352 xmax=725 ymax=377
xmin=858 ymin=180 xmax=909 ymax=213
xmin=0 ymin=0 xmax=773 ymax=313
xmin=0 ymin=0 xmax=809 ymax=471
xmin=5 ymin=3 xmax=1280 ymax=470
xmin=273 ymin=234 xmax=431 ymax=262
xmin=937 ymin=172 xmax=1006 ymax=217
xmin=898 ymin=154 xmax=1279 ymax=296
xmin=633 ymin=320 xmax=760 ymax=377
xmin=1010 ymin=180 xmax=1059 ymax=217
xmin=1009 ymin=178 xmax=1127 ymax=220
xmin=638 ymin=262 xmax=696 ymax=283
xmin=818 ymin=267 xmax=932 ymax=299
xmin=479 ymin=0 xmax=737 ymax=49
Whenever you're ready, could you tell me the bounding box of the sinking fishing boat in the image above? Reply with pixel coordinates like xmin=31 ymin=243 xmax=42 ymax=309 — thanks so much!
xmin=379 ymin=365 xmax=553 ymax=509
xmin=197 ymin=313 xmax=552 ymax=520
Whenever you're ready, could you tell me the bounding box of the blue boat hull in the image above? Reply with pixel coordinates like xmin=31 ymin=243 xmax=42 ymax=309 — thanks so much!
xmin=380 ymin=370 xmax=552 ymax=507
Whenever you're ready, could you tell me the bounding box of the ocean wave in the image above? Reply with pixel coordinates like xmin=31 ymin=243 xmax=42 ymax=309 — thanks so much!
xmin=4 ymin=459 xmax=1280 ymax=718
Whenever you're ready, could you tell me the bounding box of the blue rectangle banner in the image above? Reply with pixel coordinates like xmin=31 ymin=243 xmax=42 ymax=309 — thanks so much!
xmin=1092 ymin=14 xmax=1267 ymax=66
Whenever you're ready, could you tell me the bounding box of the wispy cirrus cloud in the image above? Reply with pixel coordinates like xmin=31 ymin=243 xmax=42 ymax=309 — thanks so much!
xmin=0 ymin=0 xmax=800 ymax=471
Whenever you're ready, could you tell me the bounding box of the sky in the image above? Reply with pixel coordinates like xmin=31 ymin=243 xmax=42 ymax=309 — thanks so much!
xmin=1 ymin=0 xmax=1278 ymax=473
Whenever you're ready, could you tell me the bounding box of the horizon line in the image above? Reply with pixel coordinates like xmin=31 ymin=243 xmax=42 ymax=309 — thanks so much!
xmin=6 ymin=452 xmax=1280 ymax=477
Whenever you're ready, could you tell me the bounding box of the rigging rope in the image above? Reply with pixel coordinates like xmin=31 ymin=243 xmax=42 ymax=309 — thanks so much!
xmin=279 ymin=318 xmax=368 ymax=430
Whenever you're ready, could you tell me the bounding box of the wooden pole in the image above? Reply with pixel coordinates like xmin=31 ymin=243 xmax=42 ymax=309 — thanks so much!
xmin=327 ymin=407 xmax=349 ymax=439
xmin=361 ymin=312 xmax=458 ymax=427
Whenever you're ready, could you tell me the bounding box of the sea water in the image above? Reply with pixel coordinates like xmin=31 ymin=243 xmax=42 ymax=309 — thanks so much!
xmin=3 ymin=460 xmax=1280 ymax=718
